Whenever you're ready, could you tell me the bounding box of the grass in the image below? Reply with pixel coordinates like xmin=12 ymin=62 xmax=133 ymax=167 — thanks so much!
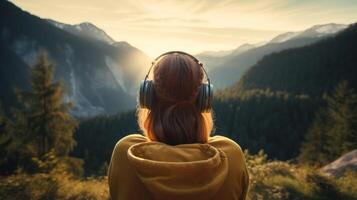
xmin=0 ymin=173 xmax=109 ymax=200
xmin=1 ymin=151 xmax=356 ymax=200
xmin=246 ymin=150 xmax=357 ymax=200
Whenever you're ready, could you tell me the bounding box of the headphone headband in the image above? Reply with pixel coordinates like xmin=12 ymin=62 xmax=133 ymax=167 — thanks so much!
xmin=144 ymin=51 xmax=210 ymax=85
xmin=139 ymin=51 xmax=213 ymax=112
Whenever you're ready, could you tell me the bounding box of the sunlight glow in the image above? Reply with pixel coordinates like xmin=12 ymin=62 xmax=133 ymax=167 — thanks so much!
xmin=11 ymin=0 xmax=357 ymax=57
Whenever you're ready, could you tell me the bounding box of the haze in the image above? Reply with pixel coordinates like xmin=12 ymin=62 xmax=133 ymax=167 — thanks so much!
xmin=10 ymin=0 xmax=357 ymax=57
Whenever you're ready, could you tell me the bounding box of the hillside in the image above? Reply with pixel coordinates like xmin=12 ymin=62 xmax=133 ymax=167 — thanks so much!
xmin=199 ymin=23 xmax=347 ymax=89
xmin=235 ymin=23 xmax=357 ymax=97
xmin=0 ymin=1 xmax=151 ymax=116
xmin=210 ymin=23 xmax=357 ymax=161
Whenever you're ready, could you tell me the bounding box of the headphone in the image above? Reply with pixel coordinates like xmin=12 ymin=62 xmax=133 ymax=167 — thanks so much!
xmin=138 ymin=51 xmax=213 ymax=113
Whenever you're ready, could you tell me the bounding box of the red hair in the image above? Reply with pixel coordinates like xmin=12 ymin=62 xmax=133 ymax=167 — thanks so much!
xmin=137 ymin=52 xmax=214 ymax=145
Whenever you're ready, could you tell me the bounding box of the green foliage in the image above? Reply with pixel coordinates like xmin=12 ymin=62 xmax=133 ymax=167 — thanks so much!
xmin=236 ymin=24 xmax=357 ymax=97
xmin=0 ymin=173 xmax=109 ymax=200
xmin=212 ymin=24 xmax=357 ymax=162
xmin=245 ymin=150 xmax=357 ymax=200
xmin=0 ymin=102 xmax=31 ymax=174
xmin=325 ymin=81 xmax=357 ymax=157
xmin=214 ymin=89 xmax=318 ymax=160
xmin=299 ymin=81 xmax=357 ymax=165
xmin=298 ymin=111 xmax=331 ymax=165
xmin=73 ymin=110 xmax=138 ymax=175
xmin=1 ymin=150 xmax=356 ymax=200
xmin=0 ymin=103 xmax=12 ymax=170
xmin=335 ymin=171 xmax=357 ymax=199
xmin=0 ymin=51 xmax=82 ymax=175
xmin=32 ymin=150 xmax=84 ymax=177
xmin=13 ymin=51 xmax=78 ymax=158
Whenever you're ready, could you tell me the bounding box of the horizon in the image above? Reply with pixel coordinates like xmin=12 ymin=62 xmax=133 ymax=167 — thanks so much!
xmin=9 ymin=0 xmax=357 ymax=57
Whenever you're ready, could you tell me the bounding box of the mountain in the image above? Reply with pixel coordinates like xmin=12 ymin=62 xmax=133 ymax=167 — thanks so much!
xmin=203 ymin=23 xmax=347 ymax=89
xmin=212 ymin=23 xmax=357 ymax=160
xmin=0 ymin=1 xmax=151 ymax=116
xmin=233 ymin=23 xmax=357 ymax=96
xmin=197 ymin=49 xmax=233 ymax=58
xmin=269 ymin=23 xmax=347 ymax=44
xmin=196 ymin=43 xmax=256 ymax=72
xmin=45 ymin=19 xmax=151 ymax=96
xmin=47 ymin=19 xmax=115 ymax=45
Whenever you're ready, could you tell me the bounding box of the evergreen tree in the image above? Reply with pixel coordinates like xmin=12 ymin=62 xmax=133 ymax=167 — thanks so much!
xmin=325 ymin=81 xmax=357 ymax=159
xmin=298 ymin=110 xmax=330 ymax=165
xmin=299 ymin=81 xmax=357 ymax=165
xmin=14 ymin=51 xmax=78 ymax=158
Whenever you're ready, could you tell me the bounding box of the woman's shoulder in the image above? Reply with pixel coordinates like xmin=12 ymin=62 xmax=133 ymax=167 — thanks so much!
xmin=208 ymin=135 xmax=243 ymax=150
xmin=113 ymin=134 xmax=149 ymax=153
xmin=208 ymin=135 xmax=245 ymax=161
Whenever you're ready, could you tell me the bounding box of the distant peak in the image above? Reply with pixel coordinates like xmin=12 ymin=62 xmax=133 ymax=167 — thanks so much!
xmin=269 ymin=23 xmax=348 ymax=44
xmin=114 ymin=41 xmax=133 ymax=48
xmin=47 ymin=19 xmax=116 ymax=44
xmin=77 ymin=22 xmax=96 ymax=28
xmin=307 ymin=23 xmax=348 ymax=34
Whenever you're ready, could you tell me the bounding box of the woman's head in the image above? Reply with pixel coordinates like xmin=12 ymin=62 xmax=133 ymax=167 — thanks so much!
xmin=137 ymin=52 xmax=214 ymax=145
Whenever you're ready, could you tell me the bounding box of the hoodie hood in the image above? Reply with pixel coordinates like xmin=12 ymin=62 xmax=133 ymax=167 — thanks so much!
xmin=127 ymin=141 xmax=229 ymax=200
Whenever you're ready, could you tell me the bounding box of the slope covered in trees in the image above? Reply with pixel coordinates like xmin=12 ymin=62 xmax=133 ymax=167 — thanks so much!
xmin=198 ymin=23 xmax=347 ymax=89
xmin=72 ymin=111 xmax=138 ymax=175
xmin=299 ymin=81 xmax=357 ymax=165
xmin=233 ymin=23 xmax=357 ymax=97
xmin=211 ymin=23 xmax=357 ymax=161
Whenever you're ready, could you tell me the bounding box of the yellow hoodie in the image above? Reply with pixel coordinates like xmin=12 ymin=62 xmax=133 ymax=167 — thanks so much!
xmin=108 ymin=134 xmax=249 ymax=200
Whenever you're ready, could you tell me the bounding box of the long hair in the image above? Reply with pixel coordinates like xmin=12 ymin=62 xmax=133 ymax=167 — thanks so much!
xmin=137 ymin=52 xmax=214 ymax=145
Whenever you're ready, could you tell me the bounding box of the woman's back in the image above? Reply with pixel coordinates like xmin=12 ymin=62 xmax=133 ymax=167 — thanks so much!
xmin=108 ymin=51 xmax=249 ymax=199
xmin=108 ymin=134 xmax=249 ymax=200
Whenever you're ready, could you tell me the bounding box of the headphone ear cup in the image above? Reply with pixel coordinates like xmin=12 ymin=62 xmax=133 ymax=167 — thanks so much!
xmin=139 ymin=80 xmax=155 ymax=109
xmin=196 ymin=85 xmax=204 ymax=112
xmin=196 ymin=83 xmax=213 ymax=112
xmin=206 ymin=83 xmax=214 ymax=112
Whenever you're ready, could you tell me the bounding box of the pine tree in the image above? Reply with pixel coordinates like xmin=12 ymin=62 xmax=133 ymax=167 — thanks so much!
xmin=298 ymin=110 xmax=331 ymax=165
xmin=299 ymin=81 xmax=357 ymax=165
xmin=14 ymin=51 xmax=78 ymax=158
xmin=324 ymin=81 xmax=357 ymax=159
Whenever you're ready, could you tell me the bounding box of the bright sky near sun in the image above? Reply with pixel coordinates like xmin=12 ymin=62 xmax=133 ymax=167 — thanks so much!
xmin=10 ymin=0 xmax=357 ymax=57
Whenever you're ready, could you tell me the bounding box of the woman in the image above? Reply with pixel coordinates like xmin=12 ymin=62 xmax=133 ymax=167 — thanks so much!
xmin=108 ymin=51 xmax=249 ymax=200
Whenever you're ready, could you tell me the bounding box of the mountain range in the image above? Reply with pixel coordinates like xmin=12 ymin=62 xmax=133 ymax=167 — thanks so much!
xmin=212 ymin=22 xmax=357 ymax=160
xmin=0 ymin=1 xmax=151 ymax=116
xmin=197 ymin=23 xmax=347 ymax=89
xmin=1 ymin=1 xmax=353 ymax=117
xmin=234 ymin=23 xmax=357 ymax=96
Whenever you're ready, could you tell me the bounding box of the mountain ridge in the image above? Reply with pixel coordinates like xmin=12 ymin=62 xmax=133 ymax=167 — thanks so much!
xmin=0 ymin=1 xmax=151 ymax=116
xmin=224 ymin=23 xmax=357 ymax=97
xmin=198 ymin=23 xmax=348 ymax=89
xmin=47 ymin=19 xmax=116 ymax=45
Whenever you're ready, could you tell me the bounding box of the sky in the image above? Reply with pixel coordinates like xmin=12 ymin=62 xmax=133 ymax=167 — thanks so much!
xmin=10 ymin=0 xmax=357 ymax=57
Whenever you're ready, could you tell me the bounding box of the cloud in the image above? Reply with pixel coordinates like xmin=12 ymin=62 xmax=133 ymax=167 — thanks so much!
xmin=10 ymin=0 xmax=357 ymax=56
